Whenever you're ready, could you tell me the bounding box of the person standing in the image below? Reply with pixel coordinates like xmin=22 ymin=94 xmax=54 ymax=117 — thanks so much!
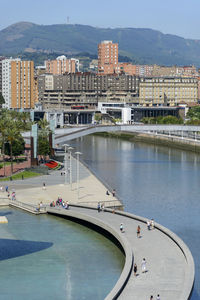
xmin=134 ymin=263 xmax=137 ymax=276
xmin=141 ymin=258 xmax=147 ymax=273
xmin=120 ymin=223 xmax=124 ymax=233
xmin=112 ymin=189 xmax=116 ymax=197
xmin=97 ymin=202 xmax=101 ymax=212
xmin=137 ymin=225 xmax=141 ymax=238
xmin=156 ymin=295 xmax=161 ymax=300
xmin=147 ymin=220 xmax=151 ymax=230
xmin=150 ymin=296 xmax=154 ymax=300
xmin=151 ymin=219 xmax=155 ymax=229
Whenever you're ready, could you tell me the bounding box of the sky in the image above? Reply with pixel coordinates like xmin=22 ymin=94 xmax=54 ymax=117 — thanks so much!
xmin=0 ymin=0 xmax=200 ymax=39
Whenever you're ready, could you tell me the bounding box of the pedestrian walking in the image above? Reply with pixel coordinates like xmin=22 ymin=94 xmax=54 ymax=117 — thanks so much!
xmin=141 ymin=258 xmax=147 ymax=273
xmin=97 ymin=202 xmax=101 ymax=212
xmin=137 ymin=225 xmax=141 ymax=238
xmin=156 ymin=295 xmax=161 ymax=300
xmin=147 ymin=220 xmax=151 ymax=230
xmin=134 ymin=263 xmax=137 ymax=276
xmin=151 ymin=219 xmax=155 ymax=229
xmin=112 ymin=189 xmax=116 ymax=197
xmin=43 ymin=182 xmax=46 ymax=190
xmin=120 ymin=223 xmax=124 ymax=233
xmin=5 ymin=186 xmax=8 ymax=192
xmin=150 ymin=296 xmax=154 ymax=300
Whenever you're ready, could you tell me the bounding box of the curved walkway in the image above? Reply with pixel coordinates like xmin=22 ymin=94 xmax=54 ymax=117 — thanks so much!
xmin=47 ymin=205 xmax=194 ymax=300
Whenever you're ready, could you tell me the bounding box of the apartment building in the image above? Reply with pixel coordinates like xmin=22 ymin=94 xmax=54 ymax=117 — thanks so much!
xmin=139 ymin=77 xmax=198 ymax=106
xmin=45 ymin=56 xmax=79 ymax=74
xmin=98 ymin=41 xmax=118 ymax=74
xmin=2 ymin=58 xmax=36 ymax=109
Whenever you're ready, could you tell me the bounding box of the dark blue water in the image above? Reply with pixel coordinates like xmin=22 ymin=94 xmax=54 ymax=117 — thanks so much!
xmin=0 ymin=208 xmax=124 ymax=300
xmin=73 ymin=135 xmax=200 ymax=300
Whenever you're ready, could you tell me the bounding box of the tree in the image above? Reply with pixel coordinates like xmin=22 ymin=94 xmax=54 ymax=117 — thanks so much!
xmin=6 ymin=127 xmax=21 ymax=174
xmin=186 ymin=106 xmax=200 ymax=120
xmin=5 ymin=135 xmax=25 ymax=157
xmin=38 ymin=119 xmax=49 ymax=130
xmin=38 ymin=134 xmax=50 ymax=158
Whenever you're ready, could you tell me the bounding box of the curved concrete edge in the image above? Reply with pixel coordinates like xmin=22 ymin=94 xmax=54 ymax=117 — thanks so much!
xmin=47 ymin=208 xmax=133 ymax=300
xmin=105 ymin=208 xmax=195 ymax=300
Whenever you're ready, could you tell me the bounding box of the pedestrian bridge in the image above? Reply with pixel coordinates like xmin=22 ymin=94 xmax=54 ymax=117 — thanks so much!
xmin=55 ymin=124 xmax=200 ymax=144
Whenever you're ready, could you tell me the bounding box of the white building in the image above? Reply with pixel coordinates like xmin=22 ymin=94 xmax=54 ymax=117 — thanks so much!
xmin=98 ymin=102 xmax=132 ymax=124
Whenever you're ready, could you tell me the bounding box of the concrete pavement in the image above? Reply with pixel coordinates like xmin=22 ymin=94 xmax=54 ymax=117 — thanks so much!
xmin=0 ymin=158 xmax=122 ymax=209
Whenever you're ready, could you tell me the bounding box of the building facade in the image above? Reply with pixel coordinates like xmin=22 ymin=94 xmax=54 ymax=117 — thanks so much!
xmin=45 ymin=56 xmax=79 ymax=75
xmin=139 ymin=77 xmax=198 ymax=106
xmin=38 ymin=73 xmax=139 ymax=109
xmin=2 ymin=58 xmax=36 ymax=109
xmin=98 ymin=41 xmax=118 ymax=74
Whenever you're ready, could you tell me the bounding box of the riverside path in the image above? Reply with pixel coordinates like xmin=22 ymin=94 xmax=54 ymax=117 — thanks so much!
xmin=47 ymin=205 xmax=194 ymax=300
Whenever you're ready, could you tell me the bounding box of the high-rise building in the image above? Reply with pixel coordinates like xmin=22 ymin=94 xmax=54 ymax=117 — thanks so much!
xmin=45 ymin=56 xmax=79 ymax=74
xmin=98 ymin=41 xmax=118 ymax=74
xmin=2 ymin=58 xmax=36 ymax=109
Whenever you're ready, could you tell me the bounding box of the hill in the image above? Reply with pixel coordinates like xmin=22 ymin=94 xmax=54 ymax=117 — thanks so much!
xmin=1 ymin=22 xmax=200 ymax=66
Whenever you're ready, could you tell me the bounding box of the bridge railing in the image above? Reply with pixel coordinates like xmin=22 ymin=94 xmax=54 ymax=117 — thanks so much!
xmin=9 ymin=199 xmax=47 ymax=214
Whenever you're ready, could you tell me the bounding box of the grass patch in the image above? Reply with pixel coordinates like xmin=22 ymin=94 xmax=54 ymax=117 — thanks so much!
xmin=0 ymin=170 xmax=41 ymax=181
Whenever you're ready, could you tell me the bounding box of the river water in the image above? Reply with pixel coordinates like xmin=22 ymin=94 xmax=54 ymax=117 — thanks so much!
xmin=72 ymin=134 xmax=200 ymax=300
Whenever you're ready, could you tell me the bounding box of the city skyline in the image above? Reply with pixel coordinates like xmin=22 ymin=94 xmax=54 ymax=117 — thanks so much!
xmin=0 ymin=0 xmax=200 ymax=39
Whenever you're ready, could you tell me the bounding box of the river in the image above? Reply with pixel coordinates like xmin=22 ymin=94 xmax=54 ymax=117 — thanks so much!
xmin=72 ymin=134 xmax=200 ymax=300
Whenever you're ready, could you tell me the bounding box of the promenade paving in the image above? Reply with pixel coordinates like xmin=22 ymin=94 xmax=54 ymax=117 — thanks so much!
xmin=0 ymin=158 xmax=121 ymax=208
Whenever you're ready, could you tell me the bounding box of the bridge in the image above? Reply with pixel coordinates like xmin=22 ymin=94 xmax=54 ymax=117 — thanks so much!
xmin=54 ymin=124 xmax=200 ymax=144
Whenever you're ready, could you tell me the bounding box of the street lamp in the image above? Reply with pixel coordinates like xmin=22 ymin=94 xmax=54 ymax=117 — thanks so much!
xmin=75 ymin=151 xmax=82 ymax=201
xmin=68 ymin=146 xmax=74 ymax=190
xmin=63 ymin=144 xmax=69 ymax=185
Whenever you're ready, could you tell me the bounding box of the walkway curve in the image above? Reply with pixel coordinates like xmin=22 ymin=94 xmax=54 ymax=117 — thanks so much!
xmin=47 ymin=206 xmax=133 ymax=300
xmin=46 ymin=205 xmax=194 ymax=300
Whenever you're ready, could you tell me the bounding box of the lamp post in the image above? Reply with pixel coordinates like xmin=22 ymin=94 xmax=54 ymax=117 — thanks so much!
xmin=63 ymin=144 xmax=69 ymax=185
xmin=75 ymin=151 xmax=82 ymax=201
xmin=68 ymin=147 xmax=74 ymax=190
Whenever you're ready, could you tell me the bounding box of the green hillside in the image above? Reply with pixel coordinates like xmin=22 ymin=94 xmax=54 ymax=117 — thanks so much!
xmin=1 ymin=22 xmax=200 ymax=66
